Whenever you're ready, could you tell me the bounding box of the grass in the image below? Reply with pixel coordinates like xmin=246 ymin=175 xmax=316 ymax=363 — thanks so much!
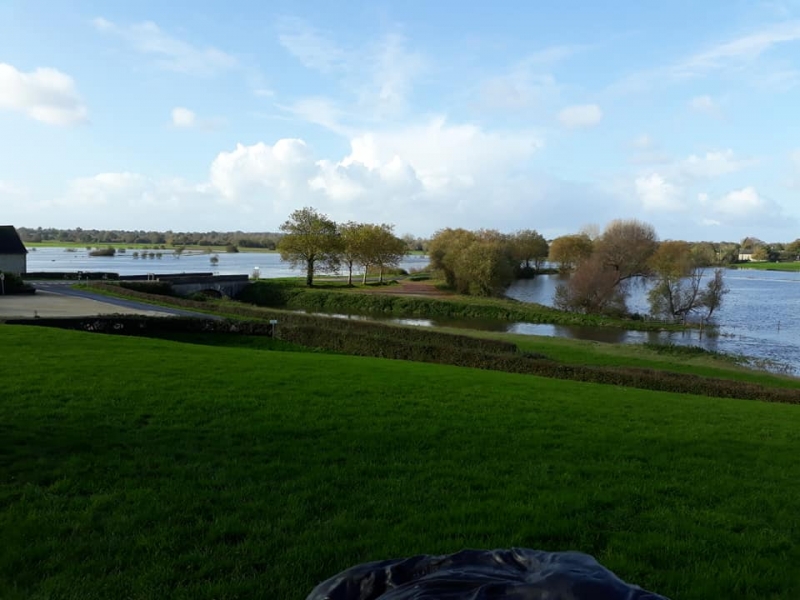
xmin=730 ymin=262 xmax=800 ymax=272
xmin=241 ymin=279 xmax=691 ymax=332
xmin=438 ymin=328 xmax=800 ymax=389
xmin=77 ymin=281 xmax=800 ymax=389
xmin=2 ymin=325 xmax=800 ymax=600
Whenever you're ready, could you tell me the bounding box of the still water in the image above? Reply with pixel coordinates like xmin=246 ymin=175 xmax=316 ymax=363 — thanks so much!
xmin=26 ymin=248 xmax=800 ymax=374
xmin=26 ymin=247 xmax=430 ymax=277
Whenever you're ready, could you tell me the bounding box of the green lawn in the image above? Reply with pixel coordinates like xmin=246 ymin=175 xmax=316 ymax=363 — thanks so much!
xmin=1 ymin=325 xmax=799 ymax=599
xmin=730 ymin=262 xmax=800 ymax=272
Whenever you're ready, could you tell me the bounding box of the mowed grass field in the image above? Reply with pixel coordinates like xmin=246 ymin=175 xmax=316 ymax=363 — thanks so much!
xmin=1 ymin=326 xmax=799 ymax=600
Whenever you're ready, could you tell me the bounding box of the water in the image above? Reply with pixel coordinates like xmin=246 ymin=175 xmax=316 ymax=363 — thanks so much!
xmin=26 ymin=247 xmax=431 ymax=278
xmin=506 ymin=272 xmax=800 ymax=374
xmin=25 ymin=248 xmax=800 ymax=374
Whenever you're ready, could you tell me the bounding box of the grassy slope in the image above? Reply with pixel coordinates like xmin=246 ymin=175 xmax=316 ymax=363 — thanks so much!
xmin=80 ymin=281 xmax=800 ymax=388
xmin=1 ymin=326 xmax=799 ymax=600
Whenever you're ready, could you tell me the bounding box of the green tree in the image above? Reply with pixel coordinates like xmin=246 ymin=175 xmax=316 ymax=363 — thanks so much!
xmin=510 ymin=229 xmax=549 ymax=274
xmin=548 ymin=233 xmax=594 ymax=273
xmin=357 ymin=224 xmax=407 ymax=284
xmin=428 ymin=228 xmax=516 ymax=296
xmin=338 ymin=221 xmax=366 ymax=286
xmin=278 ymin=207 xmax=341 ymax=286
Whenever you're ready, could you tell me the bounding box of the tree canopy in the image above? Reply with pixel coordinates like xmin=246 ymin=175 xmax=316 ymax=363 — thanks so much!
xmin=277 ymin=207 xmax=341 ymax=286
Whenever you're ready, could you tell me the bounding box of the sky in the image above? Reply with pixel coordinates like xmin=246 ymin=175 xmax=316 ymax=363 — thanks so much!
xmin=1 ymin=0 xmax=799 ymax=241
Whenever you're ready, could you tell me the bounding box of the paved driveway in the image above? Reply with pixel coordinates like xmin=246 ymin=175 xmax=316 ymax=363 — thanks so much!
xmin=0 ymin=284 xmax=214 ymax=319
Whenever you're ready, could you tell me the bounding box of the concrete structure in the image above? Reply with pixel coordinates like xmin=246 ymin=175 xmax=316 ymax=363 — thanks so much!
xmin=0 ymin=226 xmax=27 ymax=275
xmin=122 ymin=273 xmax=250 ymax=297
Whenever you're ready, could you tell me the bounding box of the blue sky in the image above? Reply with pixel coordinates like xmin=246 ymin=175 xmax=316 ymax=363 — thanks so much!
xmin=1 ymin=0 xmax=799 ymax=240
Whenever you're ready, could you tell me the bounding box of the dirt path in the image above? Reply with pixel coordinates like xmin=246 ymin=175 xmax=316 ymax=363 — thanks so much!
xmin=358 ymin=280 xmax=453 ymax=298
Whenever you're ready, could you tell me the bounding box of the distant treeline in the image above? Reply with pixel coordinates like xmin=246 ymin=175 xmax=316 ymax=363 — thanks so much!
xmin=17 ymin=227 xmax=283 ymax=249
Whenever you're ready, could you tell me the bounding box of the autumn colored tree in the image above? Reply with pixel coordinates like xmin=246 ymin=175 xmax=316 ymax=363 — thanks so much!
xmin=548 ymin=233 xmax=594 ymax=273
xmin=556 ymin=219 xmax=658 ymax=315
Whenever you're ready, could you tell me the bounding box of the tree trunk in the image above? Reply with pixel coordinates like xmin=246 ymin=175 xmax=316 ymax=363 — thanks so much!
xmin=347 ymin=261 xmax=353 ymax=286
xmin=363 ymin=266 xmax=368 ymax=285
xmin=306 ymin=259 xmax=314 ymax=286
xmin=379 ymin=265 xmax=384 ymax=284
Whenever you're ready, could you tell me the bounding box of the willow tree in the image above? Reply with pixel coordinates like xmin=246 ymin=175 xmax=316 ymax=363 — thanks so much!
xmin=278 ymin=207 xmax=341 ymax=286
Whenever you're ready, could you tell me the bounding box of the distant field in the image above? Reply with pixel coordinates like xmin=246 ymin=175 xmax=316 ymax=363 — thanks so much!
xmin=731 ymin=261 xmax=800 ymax=272
xmin=1 ymin=325 xmax=799 ymax=600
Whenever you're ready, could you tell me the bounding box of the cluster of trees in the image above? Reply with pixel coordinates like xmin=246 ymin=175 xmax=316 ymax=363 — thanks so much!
xmin=740 ymin=237 xmax=800 ymax=262
xmin=428 ymin=228 xmax=549 ymax=296
xmin=278 ymin=207 xmax=407 ymax=286
xmin=551 ymin=220 xmax=728 ymax=322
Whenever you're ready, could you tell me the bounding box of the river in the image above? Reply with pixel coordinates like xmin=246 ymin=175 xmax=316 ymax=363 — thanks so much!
xmin=24 ymin=248 xmax=800 ymax=374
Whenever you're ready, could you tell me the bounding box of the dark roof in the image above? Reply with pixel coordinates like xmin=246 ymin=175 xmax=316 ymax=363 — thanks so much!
xmin=0 ymin=226 xmax=28 ymax=254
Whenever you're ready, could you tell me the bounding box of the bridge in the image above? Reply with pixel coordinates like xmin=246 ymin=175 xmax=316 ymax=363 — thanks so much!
xmin=123 ymin=273 xmax=251 ymax=298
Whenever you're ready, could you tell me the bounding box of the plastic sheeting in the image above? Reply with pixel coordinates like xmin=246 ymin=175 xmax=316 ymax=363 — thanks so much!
xmin=306 ymin=548 xmax=669 ymax=600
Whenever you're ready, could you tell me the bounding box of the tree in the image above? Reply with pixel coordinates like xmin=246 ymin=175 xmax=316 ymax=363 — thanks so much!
xmin=595 ymin=219 xmax=658 ymax=285
xmin=556 ymin=219 xmax=658 ymax=315
xmin=548 ymin=233 xmax=594 ymax=273
xmin=357 ymin=224 xmax=407 ymax=283
xmin=787 ymin=238 xmax=800 ymax=260
xmin=554 ymin=254 xmax=627 ymax=315
xmin=428 ymin=228 xmax=478 ymax=288
xmin=338 ymin=221 xmax=366 ymax=286
xmin=699 ymin=268 xmax=729 ymax=322
xmin=647 ymin=241 xmax=703 ymax=322
xmin=647 ymin=242 xmax=730 ymax=323
xmin=278 ymin=207 xmax=341 ymax=286
xmin=510 ymin=230 xmax=549 ymax=274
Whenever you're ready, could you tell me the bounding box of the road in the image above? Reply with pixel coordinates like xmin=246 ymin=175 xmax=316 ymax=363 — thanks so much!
xmin=0 ymin=282 xmax=217 ymax=319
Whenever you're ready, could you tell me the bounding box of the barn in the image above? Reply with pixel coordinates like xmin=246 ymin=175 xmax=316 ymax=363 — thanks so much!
xmin=0 ymin=225 xmax=28 ymax=275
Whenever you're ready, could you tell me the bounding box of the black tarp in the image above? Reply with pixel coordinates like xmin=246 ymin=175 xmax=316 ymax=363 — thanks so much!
xmin=306 ymin=548 xmax=669 ymax=600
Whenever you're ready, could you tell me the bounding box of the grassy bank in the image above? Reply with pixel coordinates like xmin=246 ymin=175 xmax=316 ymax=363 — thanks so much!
xmin=80 ymin=281 xmax=798 ymax=389
xmin=1 ymin=325 xmax=799 ymax=599
xmin=239 ymin=279 xmax=685 ymax=332
xmin=730 ymin=262 xmax=800 ymax=272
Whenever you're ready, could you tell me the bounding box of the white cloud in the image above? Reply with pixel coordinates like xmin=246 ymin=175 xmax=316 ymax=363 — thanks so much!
xmin=713 ymin=186 xmax=767 ymax=217
xmin=481 ymin=71 xmax=559 ymax=111
xmin=609 ymin=20 xmax=800 ymax=94
xmin=629 ymin=134 xmax=671 ymax=165
xmin=689 ymin=95 xmax=718 ymax=114
xmin=203 ymin=118 xmax=543 ymax=228
xmin=0 ymin=62 xmax=87 ymax=125
xmin=679 ymin=149 xmax=755 ymax=180
xmin=169 ymin=106 xmax=225 ymax=131
xmin=208 ymin=139 xmax=315 ymax=202
xmin=92 ymin=17 xmax=238 ymax=75
xmin=253 ymin=88 xmax=275 ymax=98
xmin=557 ymin=104 xmax=603 ymax=129
xmin=277 ymin=18 xmax=348 ymax=73
xmin=673 ymin=20 xmax=800 ymax=78
xmin=361 ymin=33 xmax=425 ymax=118
xmin=277 ymin=97 xmax=352 ymax=135
xmin=0 ymin=180 xmax=27 ymax=196
xmin=635 ymin=173 xmax=685 ymax=211
xmin=277 ymin=19 xmax=424 ymax=121
xmin=171 ymin=107 xmax=196 ymax=128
